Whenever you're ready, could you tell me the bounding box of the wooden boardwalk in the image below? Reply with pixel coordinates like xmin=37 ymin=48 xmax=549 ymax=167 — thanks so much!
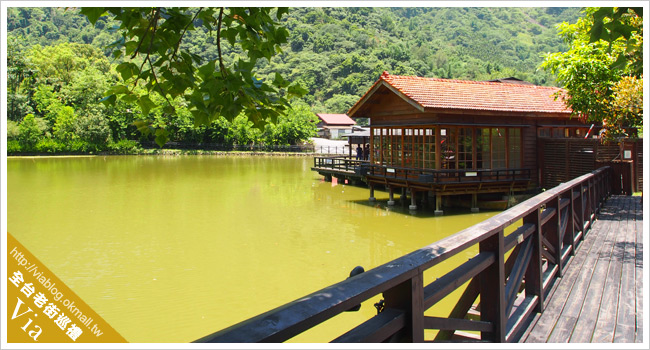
xmin=521 ymin=195 xmax=643 ymax=343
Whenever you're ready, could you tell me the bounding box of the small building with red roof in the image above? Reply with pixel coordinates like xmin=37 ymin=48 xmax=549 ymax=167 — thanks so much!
xmin=315 ymin=113 xmax=356 ymax=139
xmin=345 ymin=72 xmax=592 ymax=214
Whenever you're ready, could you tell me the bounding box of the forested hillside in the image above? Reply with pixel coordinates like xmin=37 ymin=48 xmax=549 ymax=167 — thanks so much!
xmin=6 ymin=7 xmax=581 ymax=153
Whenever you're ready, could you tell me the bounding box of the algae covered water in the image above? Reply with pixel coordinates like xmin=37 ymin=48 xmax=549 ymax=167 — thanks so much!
xmin=7 ymin=155 xmax=497 ymax=342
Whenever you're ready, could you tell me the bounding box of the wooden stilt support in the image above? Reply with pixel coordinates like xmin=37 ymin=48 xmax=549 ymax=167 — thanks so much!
xmin=369 ymin=184 xmax=376 ymax=202
xmin=471 ymin=193 xmax=479 ymax=213
xmin=409 ymin=189 xmax=417 ymax=211
xmin=388 ymin=186 xmax=395 ymax=206
xmin=435 ymin=193 xmax=444 ymax=216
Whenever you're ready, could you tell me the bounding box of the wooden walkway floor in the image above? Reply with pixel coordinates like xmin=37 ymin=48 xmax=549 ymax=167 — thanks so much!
xmin=520 ymin=195 xmax=643 ymax=343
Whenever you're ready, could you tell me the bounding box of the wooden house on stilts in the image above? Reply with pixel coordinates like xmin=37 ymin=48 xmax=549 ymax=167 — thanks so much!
xmin=346 ymin=72 xmax=594 ymax=215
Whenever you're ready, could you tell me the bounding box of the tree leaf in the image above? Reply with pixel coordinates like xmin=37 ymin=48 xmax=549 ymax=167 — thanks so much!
xmin=273 ymin=72 xmax=289 ymax=88
xmin=589 ymin=20 xmax=605 ymax=43
xmin=80 ymin=8 xmax=107 ymax=25
xmin=137 ymin=95 xmax=156 ymax=115
xmin=99 ymin=94 xmax=117 ymax=106
xmin=116 ymin=62 xmax=139 ymax=81
xmin=287 ymin=83 xmax=308 ymax=98
xmin=107 ymin=84 xmax=131 ymax=95
xmin=133 ymin=120 xmax=153 ymax=135
xmin=276 ymin=7 xmax=289 ymax=20
xmin=154 ymin=128 xmax=169 ymax=147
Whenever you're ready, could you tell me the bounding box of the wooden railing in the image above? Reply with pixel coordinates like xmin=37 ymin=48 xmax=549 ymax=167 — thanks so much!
xmin=367 ymin=164 xmax=531 ymax=184
xmin=195 ymin=166 xmax=612 ymax=343
xmin=312 ymin=156 xmax=531 ymax=184
xmin=313 ymin=156 xmax=369 ymax=174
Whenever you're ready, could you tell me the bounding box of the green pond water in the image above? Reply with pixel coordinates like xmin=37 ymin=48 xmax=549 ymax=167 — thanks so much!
xmin=7 ymin=155 xmax=499 ymax=342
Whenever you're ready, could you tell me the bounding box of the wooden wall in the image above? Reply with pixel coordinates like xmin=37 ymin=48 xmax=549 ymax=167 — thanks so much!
xmin=539 ymin=138 xmax=643 ymax=193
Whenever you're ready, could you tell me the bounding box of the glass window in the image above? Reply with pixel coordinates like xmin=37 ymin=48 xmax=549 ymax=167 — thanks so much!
xmin=441 ymin=127 xmax=457 ymax=170
xmin=392 ymin=128 xmax=402 ymax=166
xmin=372 ymin=128 xmax=381 ymax=164
xmin=403 ymin=128 xmax=413 ymax=167
xmin=458 ymin=127 xmax=473 ymax=170
xmin=508 ymin=128 xmax=521 ymax=168
xmin=410 ymin=128 xmax=424 ymax=169
xmin=423 ymin=127 xmax=436 ymax=169
xmin=381 ymin=128 xmax=391 ymax=165
xmin=552 ymin=128 xmax=565 ymax=138
xmin=491 ymin=128 xmax=506 ymax=168
xmin=475 ymin=128 xmax=490 ymax=169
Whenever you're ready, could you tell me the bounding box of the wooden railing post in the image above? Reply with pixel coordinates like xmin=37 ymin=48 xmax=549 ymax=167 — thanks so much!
xmin=478 ymin=230 xmax=505 ymax=342
xmin=524 ymin=208 xmax=543 ymax=313
xmin=587 ymin=179 xmax=593 ymax=226
xmin=565 ymin=191 xmax=576 ymax=257
xmin=549 ymin=196 xmax=563 ymax=276
xmin=383 ymin=274 xmax=425 ymax=342
xmin=580 ymin=183 xmax=586 ymax=234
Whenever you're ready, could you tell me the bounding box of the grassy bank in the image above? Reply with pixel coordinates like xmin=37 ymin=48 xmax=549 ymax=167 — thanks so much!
xmin=7 ymin=148 xmax=321 ymax=157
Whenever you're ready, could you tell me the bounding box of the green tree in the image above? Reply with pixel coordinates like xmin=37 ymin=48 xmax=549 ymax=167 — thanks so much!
xmin=541 ymin=7 xmax=642 ymax=139
xmin=74 ymin=111 xmax=112 ymax=146
xmin=18 ymin=114 xmax=49 ymax=147
xmin=52 ymin=106 xmax=77 ymax=141
xmin=7 ymin=34 xmax=34 ymax=121
xmin=6 ymin=120 xmax=20 ymax=140
xmin=587 ymin=7 xmax=643 ymax=77
xmin=264 ymin=101 xmax=317 ymax=145
xmin=324 ymin=94 xmax=359 ymax=114
xmin=80 ymin=7 xmax=306 ymax=146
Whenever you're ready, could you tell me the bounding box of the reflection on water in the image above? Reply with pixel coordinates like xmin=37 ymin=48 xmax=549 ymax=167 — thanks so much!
xmin=7 ymin=156 xmax=498 ymax=342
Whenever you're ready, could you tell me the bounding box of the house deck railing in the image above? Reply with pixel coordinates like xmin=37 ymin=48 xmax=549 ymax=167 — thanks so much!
xmin=312 ymin=156 xmax=369 ymax=174
xmin=312 ymin=156 xmax=531 ymax=184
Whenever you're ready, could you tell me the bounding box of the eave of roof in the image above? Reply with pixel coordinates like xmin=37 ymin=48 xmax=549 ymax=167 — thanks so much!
xmin=348 ymin=72 xmax=572 ymax=118
xmin=316 ymin=113 xmax=356 ymax=125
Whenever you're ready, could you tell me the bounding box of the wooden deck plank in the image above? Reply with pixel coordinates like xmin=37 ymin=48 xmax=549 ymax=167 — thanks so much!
xmin=527 ymin=197 xmax=617 ymax=342
xmin=547 ymin=199 xmax=619 ymax=342
xmin=521 ymin=196 xmax=641 ymax=344
xmin=521 ymin=209 xmax=602 ymax=342
xmin=568 ymin=197 xmax=622 ymax=342
xmin=613 ymin=197 xmax=637 ymax=342
xmin=633 ymin=196 xmax=643 ymax=343
xmin=592 ymin=197 xmax=629 ymax=342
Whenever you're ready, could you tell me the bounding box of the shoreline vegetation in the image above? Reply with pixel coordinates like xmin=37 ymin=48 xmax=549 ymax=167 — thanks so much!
xmin=7 ymin=149 xmax=321 ymax=157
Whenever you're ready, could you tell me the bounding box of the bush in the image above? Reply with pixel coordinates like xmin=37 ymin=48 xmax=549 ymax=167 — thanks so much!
xmin=74 ymin=111 xmax=112 ymax=145
xmin=108 ymin=139 xmax=142 ymax=154
xmin=67 ymin=139 xmax=93 ymax=153
xmin=18 ymin=114 xmax=49 ymax=146
xmin=34 ymin=138 xmax=65 ymax=153
xmin=7 ymin=140 xmax=22 ymax=153
xmin=6 ymin=120 xmax=20 ymax=139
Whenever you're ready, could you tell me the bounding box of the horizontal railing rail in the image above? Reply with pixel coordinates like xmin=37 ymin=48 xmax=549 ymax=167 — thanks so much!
xmin=367 ymin=164 xmax=531 ymax=184
xmin=313 ymin=156 xmax=369 ymax=173
xmin=312 ymin=156 xmax=531 ymax=184
xmin=195 ymin=166 xmax=612 ymax=343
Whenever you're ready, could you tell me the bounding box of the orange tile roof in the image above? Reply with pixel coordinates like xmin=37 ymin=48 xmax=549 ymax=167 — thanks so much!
xmin=350 ymin=72 xmax=571 ymax=116
xmin=316 ymin=113 xmax=356 ymax=126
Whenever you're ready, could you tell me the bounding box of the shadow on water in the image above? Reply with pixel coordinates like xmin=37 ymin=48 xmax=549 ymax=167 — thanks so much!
xmin=348 ymin=198 xmax=502 ymax=219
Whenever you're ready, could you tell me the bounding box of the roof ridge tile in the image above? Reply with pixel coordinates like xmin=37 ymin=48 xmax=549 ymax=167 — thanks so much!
xmin=349 ymin=73 xmax=570 ymax=116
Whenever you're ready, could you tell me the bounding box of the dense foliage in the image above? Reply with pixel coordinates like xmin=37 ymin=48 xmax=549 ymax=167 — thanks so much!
xmin=79 ymin=7 xmax=307 ymax=146
xmin=541 ymin=7 xmax=643 ymax=139
xmin=7 ymin=7 xmax=581 ymax=153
